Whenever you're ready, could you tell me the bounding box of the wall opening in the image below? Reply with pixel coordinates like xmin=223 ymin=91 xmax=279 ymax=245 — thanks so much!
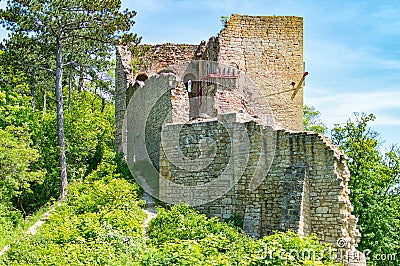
xmin=184 ymin=73 xmax=202 ymax=119
xmin=136 ymin=73 xmax=148 ymax=82
xmin=157 ymin=69 xmax=176 ymax=75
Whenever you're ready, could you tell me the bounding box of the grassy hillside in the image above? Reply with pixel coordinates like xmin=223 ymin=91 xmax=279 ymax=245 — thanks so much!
xmin=1 ymin=175 xmax=341 ymax=265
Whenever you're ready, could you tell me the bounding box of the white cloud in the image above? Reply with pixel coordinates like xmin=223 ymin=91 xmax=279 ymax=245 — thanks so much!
xmin=306 ymin=89 xmax=400 ymax=127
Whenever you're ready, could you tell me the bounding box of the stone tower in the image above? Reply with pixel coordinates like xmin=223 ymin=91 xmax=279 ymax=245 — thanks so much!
xmin=115 ymin=14 xmax=305 ymax=153
xmin=114 ymin=15 xmax=365 ymax=265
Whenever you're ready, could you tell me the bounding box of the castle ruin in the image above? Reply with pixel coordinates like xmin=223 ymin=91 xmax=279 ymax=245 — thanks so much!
xmin=115 ymin=14 xmax=365 ymax=265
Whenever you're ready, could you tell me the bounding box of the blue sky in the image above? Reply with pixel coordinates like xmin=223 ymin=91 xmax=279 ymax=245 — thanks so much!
xmin=119 ymin=0 xmax=400 ymax=147
xmin=1 ymin=0 xmax=399 ymax=147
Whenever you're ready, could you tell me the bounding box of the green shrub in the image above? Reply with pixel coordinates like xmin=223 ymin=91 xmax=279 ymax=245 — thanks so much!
xmin=0 ymin=125 xmax=45 ymax=211
xmin=147 ymin=204 xmax=243 ymax=246
xmin=146 ymin=205 xmax=341 ymax=265
xmin=0 ymin=203 xmax=23 ymax=249
xmin=2 ymin=189 xmax=341 ymax=265
xmin=1 ymin=178 xmax=146 ymax=265
xmin=224 ymin=214 xmax=244 ymax=229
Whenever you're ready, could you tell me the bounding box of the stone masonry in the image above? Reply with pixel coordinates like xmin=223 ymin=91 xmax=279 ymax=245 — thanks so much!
xmin=115 ymin=14 xmax=366 ymax=265
xmin=116 ymin=14 xmax=305 ymax=153
xmin=159 ymin=113 xmax=362 ymax=261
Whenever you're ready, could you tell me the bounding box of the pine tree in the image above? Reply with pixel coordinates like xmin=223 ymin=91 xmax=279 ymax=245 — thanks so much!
xmin=1 ymin=0 xmax=140 ymax=200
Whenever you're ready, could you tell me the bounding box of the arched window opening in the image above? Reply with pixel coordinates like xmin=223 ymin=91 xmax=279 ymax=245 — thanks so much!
xmin=183 ymin=73 xmax=197 ymax=92
xmin=136 ymin=73 xmax=148 ymax=82
xmin=183 ymin=73 xmax=202 ymax=119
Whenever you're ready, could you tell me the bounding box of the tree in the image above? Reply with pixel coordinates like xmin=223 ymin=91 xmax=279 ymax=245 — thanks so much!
xmin=332 ymin=113 xmax=400 ymax=265
xmin=1 ymin=0 xmax=140 ymax=200
xmin=21 ymin=89 xmax=116 ymax=213
xmin=0 ymin=66 xmax=45 ymax=215
xmin=303 ymin=105 xmax=327 ymax=134
xmin=0 ymin=125 xmax=45 ymax=215
xmin=0 ymin=33 xmax=57 ymax=114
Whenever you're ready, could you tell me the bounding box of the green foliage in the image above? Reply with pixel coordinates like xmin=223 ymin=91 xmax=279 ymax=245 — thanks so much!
xmin=66 ymin=178 xmax=142 ymax=217
xmin=0 ymin=203 xmax=23 ymax=249
xmin=1 ymin=187 xmax=340 ymax=265
xmin=332 ymin=113 xmax=400 ymax=265
xmin=0 ymin=125 xmax=44 ymax=203
xmin=0 ymin=2 xmax=143 ymax=258
xmin=0 ymin=52 xmax=48 ymax=247
xmin=17 ymin=90 xmax=116 ymax=213
xmin=0 ymin=0 xmax=141 ymax=50
xmin=304 ymin=105 xmax=327 ymax=134
xmin=1 ymin=178 xmax=146 ymax=265
xmin=221 ymin=16 xmax=229 ymax=28
xmin=0 ymin=65 xmax=31 ymax=128
xmin=0 ymin=203 xmax=50 ymax=253
xmin=84 ymin=151 xmax=137 ymax=189
xmin=258 ymin=232 xmax=338 ymax=266
xmin=64 ymin=90 xmax=115 ymax=178
xmin=1 ymin=0 xmax=141 ymax=200
xmin=114 ymin=152 xmax=136 ymax=182
xmin=1 ymin=0 xmax=140 ymax=100
xmin=0 ymin=47 xmax=126 ymax=250
xmin=144 ymin=204 xmax=340 ymax=265
xmin=224 ymin=214 xmax=244 ymax=229
xmin=21 ymin=111 xmax=61 ymax=212
xmin=0 ymin=79 xmax=45 ymax=215
xmin=147 ymin=205 xmax=243 ymax=246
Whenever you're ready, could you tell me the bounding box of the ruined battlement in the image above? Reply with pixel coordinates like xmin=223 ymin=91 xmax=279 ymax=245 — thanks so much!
xmin=115 ymin=15 xmax=306 ymax=153
xmin=115 ymin=15 xmax=366 ymax=265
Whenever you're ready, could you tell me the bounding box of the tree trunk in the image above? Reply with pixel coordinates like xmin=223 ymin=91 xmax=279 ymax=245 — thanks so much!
xmin=68 ymin=61 xmax=73 ymax=110
xmin=43 ymin=87 xmax=46 ymax=118
xmin=101 ymin=97 xmax=105 ymax=113
xmin=78 ymin=66 xmax=83 ymax=93
xmin=55 ymin=40 xmax=68 ymax=200
xmin=31 ymin=69 xmax=36 ymax=112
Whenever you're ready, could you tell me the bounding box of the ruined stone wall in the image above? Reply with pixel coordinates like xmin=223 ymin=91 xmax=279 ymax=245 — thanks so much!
xmin=215 ymin=15 xmax=304 ymax=131
xmin=171 ymin=82 xmax=190 ymax=123
xmin=115 ymin=46 xmax=131 ymax=153
xmin=115 ymin=44 xmax=197 ymax=152
xmin=116 ymin=14 xmax=364 ymax=265
xmin=131 ymin=44 xmax=199 ymax=77
xmin=116 ymin=15 xmax=305 ymax=153
xmin=159 ymin=113 xmax=361 ymax=256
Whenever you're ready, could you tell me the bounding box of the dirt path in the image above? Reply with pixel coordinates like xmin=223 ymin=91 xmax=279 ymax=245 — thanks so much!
xmin=0 ymin=189 xmax=158 ymax=258
xmin=141 ymin=190 xmax=158 ymax=235
xmin=0 ymin=208 xmax=53 ymax=258
xmin=136 ymin=172 xmax=158 ymax=235
xmin=142 ymin=208 xmax=157 ymax=235
xmin=0 ymin=245 xmax=9 ymax=258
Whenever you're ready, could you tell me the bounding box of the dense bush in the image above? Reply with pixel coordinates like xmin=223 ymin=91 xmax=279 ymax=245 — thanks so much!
xmin=147 ymin=205 xmax=243 ymax=246
xmin=143 ymin=205 xmax=340 ymax=265
xmin=1 ymin=177 xmax=146 ymax=265
xmin=2 ymin=198 xmax=342 ymax=265
xmin=0 ymin=125 xmax=44 ymax=209
xmin=0 ymin=203 xmax=23 ymax=249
